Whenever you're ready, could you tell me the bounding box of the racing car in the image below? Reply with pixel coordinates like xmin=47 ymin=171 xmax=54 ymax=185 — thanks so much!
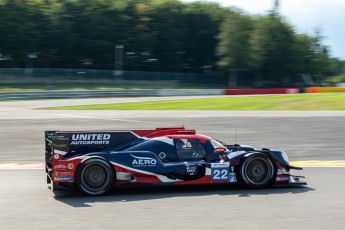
xmin=45 ymin=127 xmax=306 ymax=196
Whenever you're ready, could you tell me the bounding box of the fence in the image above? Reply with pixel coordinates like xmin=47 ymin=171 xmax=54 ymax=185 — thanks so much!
xmin=0 ymin=68 xmax=310 ymax=90
xmin=0 ymin=68 xmax=224 ymax=87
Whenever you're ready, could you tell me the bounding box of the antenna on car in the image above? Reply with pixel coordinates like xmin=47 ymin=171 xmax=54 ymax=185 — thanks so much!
xmin=234 ymin=128 xmax=240 ymax=151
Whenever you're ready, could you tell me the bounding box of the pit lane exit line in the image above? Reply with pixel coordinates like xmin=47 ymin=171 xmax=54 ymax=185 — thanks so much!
xmin=1 ymin=161 xmax=345 ymax=170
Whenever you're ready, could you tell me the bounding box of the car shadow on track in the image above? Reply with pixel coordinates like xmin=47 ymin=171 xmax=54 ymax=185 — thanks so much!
xmin=53 ymin=184 xmax=314 ymax=208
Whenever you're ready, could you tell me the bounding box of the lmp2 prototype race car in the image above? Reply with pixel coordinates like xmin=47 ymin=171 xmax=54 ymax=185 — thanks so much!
xmin=45 ymin=127 xmax=306 ymax=196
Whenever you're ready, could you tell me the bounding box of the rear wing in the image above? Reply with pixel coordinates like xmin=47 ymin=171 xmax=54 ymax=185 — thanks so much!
xmin=45 ymin=131 xmax=55 ymax=173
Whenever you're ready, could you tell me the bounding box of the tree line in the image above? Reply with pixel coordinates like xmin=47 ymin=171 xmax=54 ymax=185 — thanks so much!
xmin=0 ymin=0 xmax=343 ymax=84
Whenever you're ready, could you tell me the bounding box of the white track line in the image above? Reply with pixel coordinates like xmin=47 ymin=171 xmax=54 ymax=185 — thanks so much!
xmin=57 ymin=113 xmax=177 ymax=126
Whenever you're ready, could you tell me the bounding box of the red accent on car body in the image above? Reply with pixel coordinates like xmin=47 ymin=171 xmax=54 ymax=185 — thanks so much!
xmin=132 ymin=127 xmax=196 ymax=138
xmin=166 ymin=134 xmax=212 ymax=144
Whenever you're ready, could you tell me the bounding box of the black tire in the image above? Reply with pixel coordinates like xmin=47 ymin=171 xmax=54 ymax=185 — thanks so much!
xmin=239 ymin=153 xmax=276 ymax=189
xmin=75 ymin=158 xmax=115 ymax=196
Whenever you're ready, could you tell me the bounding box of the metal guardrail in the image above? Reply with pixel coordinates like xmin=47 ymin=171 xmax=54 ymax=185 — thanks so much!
xmin=0 ymin=89 xmax=223 ymax=100
xmin=0 ymin=90 xmax=157 ymax=100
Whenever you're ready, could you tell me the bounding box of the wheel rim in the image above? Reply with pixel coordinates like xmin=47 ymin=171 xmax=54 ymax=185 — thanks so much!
xmin=81 ymin=163 xmax=110 ymax=192
xmin=244 ymin=157 xmax=273 ymax=185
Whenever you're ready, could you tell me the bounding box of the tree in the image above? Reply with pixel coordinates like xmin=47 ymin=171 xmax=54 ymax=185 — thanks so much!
xmin=0 ymin=0 xmax=337 ymax=77
xmin=248 ymin=13 xmax=297 ymax=85
xmin=0 ymin=0 xmax=48 ymax=60
xmin=294 ymin=32 xmax=334 ymax=83
xmin=183 ymin=2 xmax=227 ymax=72
xmin=216 ymin=10 xmax=253 ymax=72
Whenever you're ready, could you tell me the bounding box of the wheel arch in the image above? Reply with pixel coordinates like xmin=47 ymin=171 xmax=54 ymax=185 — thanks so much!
xmin=236 ymin=151 xmax=279 ymax=168
xmin=228 ymin=151 xmax=275 ymax=166
xmin=77 ymin=156 xmax=116 ymax=178
xmin=266 ymin=150 xmax=289 ymax=168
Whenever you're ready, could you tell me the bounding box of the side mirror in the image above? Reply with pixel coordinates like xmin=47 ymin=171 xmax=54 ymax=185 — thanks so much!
xmin=215 ymin=147 xmax=226 ymax=154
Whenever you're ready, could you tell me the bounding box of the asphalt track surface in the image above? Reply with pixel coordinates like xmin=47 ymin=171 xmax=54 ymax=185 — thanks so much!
xmin=1 ymin=97 xmax=345 ymax=230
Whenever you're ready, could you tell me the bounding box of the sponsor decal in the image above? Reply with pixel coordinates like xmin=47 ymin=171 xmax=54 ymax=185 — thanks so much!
xmin=59 ymin=172 xmax=72 ymax=176
xmin=184 ymin=163 xmax=196 ymax=176
xmin=50 ymin=135 xmax=66 ymax=140
xmin=229 ymin=173 xmax=237 ymax=182
xmin=70 ymin=133 xmax=111 ymax=145
xmin=158 ymin=152 xmax=167 ymax=160
xmin=54 ymin=164 xmax=67 ymax=170
xmin=55 ymin=176 xmax=73 ymax=181
xmin=55 ymin=171 xmax=73 ymax=176
xmin=276 ymin=176 xmax=290 ymax=182
xmin=53 ymin=149 xmax=67 ymax=155
xmin=211 ymin=162 xmax=230 ymax=168
xmin=277 ymin=169 xmax=289 ymax=174
xmin=130 ymin=154 xmax=157 ymax=167
xmin=67 ymin=163 xmax=74 ymax=170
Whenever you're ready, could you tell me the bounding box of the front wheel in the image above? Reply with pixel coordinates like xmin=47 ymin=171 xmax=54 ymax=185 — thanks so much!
xmin=75 ymin=158 xmax=115 ymax=196
xmin=239 ymin=153 xmax=276 ymax=189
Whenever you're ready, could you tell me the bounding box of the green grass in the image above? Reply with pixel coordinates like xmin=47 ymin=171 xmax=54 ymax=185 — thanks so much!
xmin=45 ymin=93 xmax=345 ymax=110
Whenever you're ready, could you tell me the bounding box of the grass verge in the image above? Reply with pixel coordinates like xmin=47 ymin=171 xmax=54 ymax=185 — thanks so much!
xmin=45 ymin=93 xmax=345 ymax=110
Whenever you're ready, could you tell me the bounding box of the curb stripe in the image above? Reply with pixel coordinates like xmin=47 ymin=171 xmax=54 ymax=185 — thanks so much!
xmin=0 ymin=163 xmax=45 ymax=170
xmin=290 ymin=160 xmax=345 ymax=167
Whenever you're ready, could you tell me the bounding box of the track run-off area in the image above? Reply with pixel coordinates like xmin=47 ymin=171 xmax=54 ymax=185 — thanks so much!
xmin=1 ymin=97 xmax=345 ymax=230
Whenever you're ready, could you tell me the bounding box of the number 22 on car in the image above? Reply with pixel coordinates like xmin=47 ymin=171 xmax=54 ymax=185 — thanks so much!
xmin=211 ymin=162 xmax=230 ymax=182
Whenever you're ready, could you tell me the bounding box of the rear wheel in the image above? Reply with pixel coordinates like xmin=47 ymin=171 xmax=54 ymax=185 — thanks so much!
xmin=75 ymin=158 xmax=115 ymax=196
xmin=239 ymin=153 xmax=276 ymax=188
